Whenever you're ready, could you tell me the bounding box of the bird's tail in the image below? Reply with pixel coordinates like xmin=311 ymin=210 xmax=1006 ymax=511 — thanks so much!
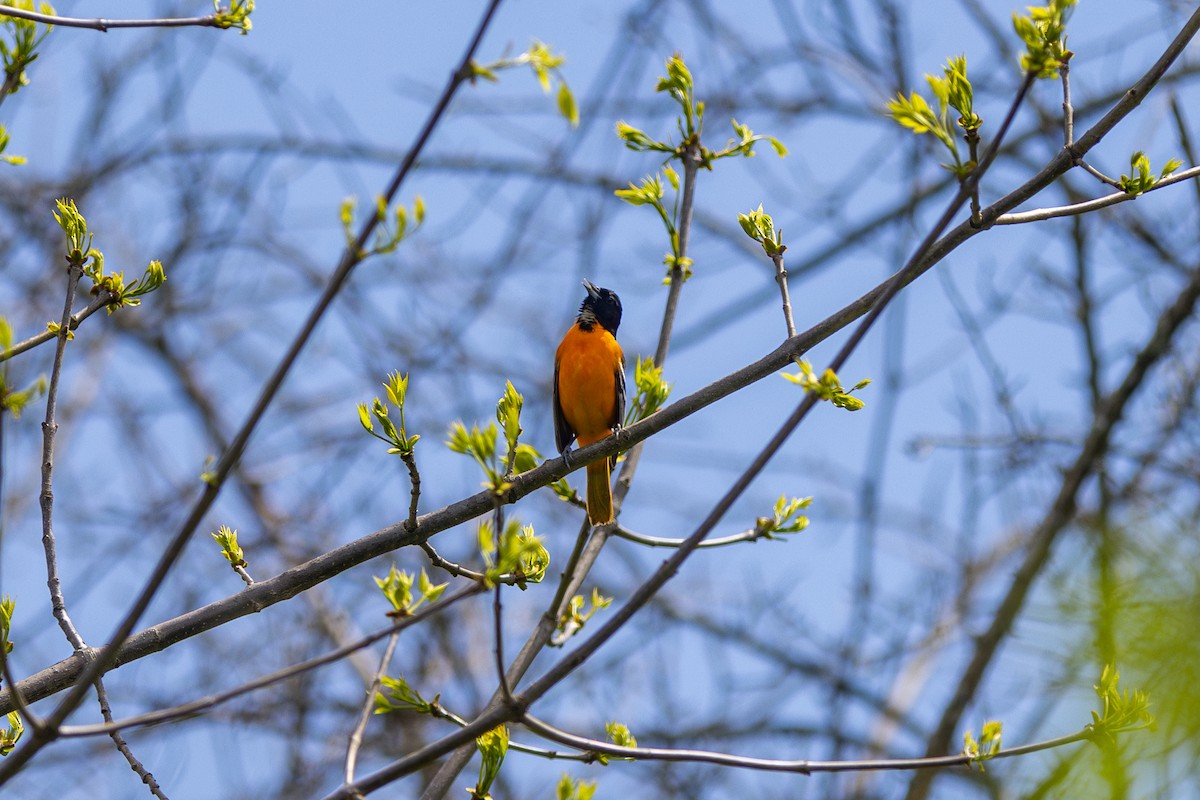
xmin=585 ymin=458 xmax=613 ymax=525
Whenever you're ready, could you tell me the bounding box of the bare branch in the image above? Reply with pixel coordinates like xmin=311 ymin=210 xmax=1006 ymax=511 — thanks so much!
xmin=519 ymin=712 xmax=1095 ymax=774
xmin=0 ymin=7 xmax=231 ymax=31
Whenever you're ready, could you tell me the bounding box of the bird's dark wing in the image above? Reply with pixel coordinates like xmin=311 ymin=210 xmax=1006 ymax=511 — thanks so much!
xmin=553 ymin=357 xmax=575 ymax=454
xmin=612 ymin=354 xmax=626 ymax=432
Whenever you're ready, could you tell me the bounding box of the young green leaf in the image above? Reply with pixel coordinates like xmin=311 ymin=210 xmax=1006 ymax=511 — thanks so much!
xmin=0 ymin=711 xmax=22 ymax=757
xmin=753 ymin=495 xmax=813 ymax=540
xmin=782 ymin=361 xmax=870 ymax=411
xmin=624 ymin=356 xmax=672 ymax=428
xmin=375 ymin=674 xmax=438 ymax=715
xmin=556 ymin=774 xmax=598 ymax=800
xmin=0 ymin=595 xmax=14 ymax=655
xmin=963 ymin=720 xmax=1003 ymax=770
xmin=471 ymin=724 xmax=509 ymax=800
xmin=1087 ymin=664 xmax=1154 ymax=744
xmin=1013 ymin=0 xmax=1076 ymax=78
xmin=212 ymin=0 xmax=254 ymax=34
xmin=211 ymin=525 xmax=247 ymax=568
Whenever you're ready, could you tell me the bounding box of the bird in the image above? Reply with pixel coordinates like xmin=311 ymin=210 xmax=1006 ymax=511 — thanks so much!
xmin=553 ymin=279 xmax=626 ymax=525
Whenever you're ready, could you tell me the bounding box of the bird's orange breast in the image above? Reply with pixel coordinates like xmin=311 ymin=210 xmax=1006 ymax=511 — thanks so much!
xmin=555 ymin=324 xmax=624 ymax=448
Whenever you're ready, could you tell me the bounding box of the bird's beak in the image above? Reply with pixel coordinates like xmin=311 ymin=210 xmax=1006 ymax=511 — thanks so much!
xmin=582 ymin=279 xmax=601 ymax=299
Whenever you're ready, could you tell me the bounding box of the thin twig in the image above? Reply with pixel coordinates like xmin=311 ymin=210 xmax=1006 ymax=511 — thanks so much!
xmin=421 ymin=542 xmax=487 ymax=582
xmin=231 ymin=565 xmax=254 ymax=587
xmin=58 ymin=585 xmax=481 ymax=738
xmin=1061 ymin=59 xmax=1074 ymax=147
xmin=771 ymin=252 xmax=797 ymax=339
xmin=492 ymin=584 xmax=512 ymax=705
xmin=1169 ymin=94 xmax=1200 ymax=209
xmin=518 ymin=712 xmax=1095 ymax=774
xmin=344 ymin=630 xmax=400 ymax=785
xmin=611 ymin=523 xmax=773 ymax=549
xmin=403 ymin=695 xmax=594 ymax=762
xmin=1060 ymin=57 xmax=1121 ymax=187
xmin=0 ymin=7 xmax=229 ymax=31
xmin=652 ymin=144 xmax=701 ymax=366
xmin=0 ymin=653 xmax=45 ymax=735
xmin=0 ymin=293 xmax=115 ymax=366
xmin=93 ymin=679 xmax=170 ymax=799
xmin=995 ymin=164 xmax=1200 ymax=224
xmin=966 ymin=128 xmax=982 ymax=225
xmin=401 ymin=452 xmax=421 ymax=531
xmin=39 ymin=259 xmax=87 ymax=651
xmin=1076 ymin=159 xmax=1121 ymax=187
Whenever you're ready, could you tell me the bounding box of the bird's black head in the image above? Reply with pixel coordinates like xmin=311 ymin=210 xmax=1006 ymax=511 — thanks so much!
xmin=578 ymin=279 xmax=622 ymax=334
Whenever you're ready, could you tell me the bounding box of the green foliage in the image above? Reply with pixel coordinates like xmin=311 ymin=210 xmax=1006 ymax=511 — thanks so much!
xmin=359 ymin=371 xmax=421 ymax=457
xmin=1088 ymin=664 xmax=1154 ymax=745
xmin=614 ymin=170 xmax=693 ymax=283
xmin=340 ymin=194 xmax=425 ymax=258
xmin=0 ymin=711 xmax=21 ymax=757
xmin=556 ymin=773 xmax=597 ymax=800
xmin=782 ymin=361 xmax=870 ymax=411
xmin=550 ymin=474 xmax=578 ymax=506
xmin=962 ymin=720 xmax=1002 ymax=770
xmin=478 ymin=519 xmax=549 ymax=589
xmin=211 ymin=525 xmax=247 ymax=569
xmin=89 ymin=259 xmax=166 ymax=314
xmin=1013 ymin=0 xmax=1076 ymax=78
xmin=714 ymin=118 xmax=788 ymax=161
xmin=448 ymin=420 xmax=505 ymax=491
xmin=511 ymin=442 xmax=542 ymax=476
xmin=615 ymin=120 xmax=675 ymax=155
xmin=469 ymin=724 xmax=509 ymax=800
xmin=753 ymin=495 xmax=812 ymax=541
xmin=43 ymin=321 xmax=70 ymax=339
xmin=0 ymin=123 xmax=24 ymax=165
xmin=0 ymin=372 xmax=43 ymax=418
xmin=448 ymin=382 xmax=530 ymax=494
xmin=52 ymin=199 xmax=165 ymax=312
xmin=613 ymin=171 xmax=666 ymax=207
xmin=469 ymin=40 xmax=578 ymax=127
xmin=212 ymin=0 xmax=254 ymax=34
xmin=595 ymin=721 xmax=637 ymax=764
xmin=374 ymin=674 xmax=439 ymax=716
xmin=655 ymin=53 xmax=700 ymax=139
xmin=616 ymin=54 xmax=785 ymax=284
xmin=496 ymin=380 xmax=524 ymax=469
xmin=616 ymin=53 xmax=786 ymax=166
xmin=0 ymin=595 xmax=14 ymax=655
xmin=887 ymin=56 xmax=979 ymax=178
xmin=374 ymin=565 xmax=447 ymax=617
xmin=738 ymin=203 xmax=786 ymax=258
xmin=929 ymin=55 xmax=981 ymax=132
xmin=0 ymin=319 xmax=46 ymax=416
xmin=198 ymin=454 xmax=218 ymax=485
xmin=553 ymin=587 xmax=611 ymax=645
xmin=1118 ymin=151 xmax=1182 ymax=196
xmin=1 ymin=1 xmax=54 ymax=94
xmin=624 ymin=356 xmax=671 ymax=428
xmin=52 ymin=197 xmax=92 ymax=264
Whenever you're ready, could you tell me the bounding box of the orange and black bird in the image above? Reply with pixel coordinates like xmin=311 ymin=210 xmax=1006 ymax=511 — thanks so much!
xmin=554 ymin=280 xmax=625 ymax=525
